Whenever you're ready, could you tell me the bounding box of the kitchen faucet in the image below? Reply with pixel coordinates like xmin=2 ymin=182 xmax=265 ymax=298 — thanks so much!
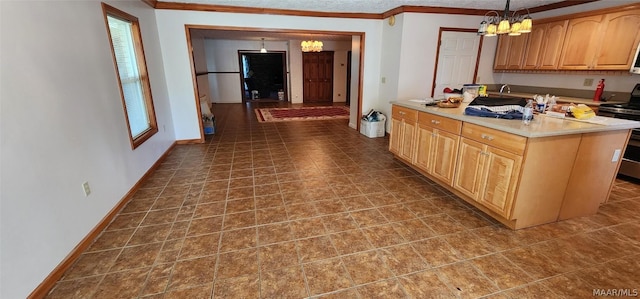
xmin=499 ymin=84 xmax=511 ymax=96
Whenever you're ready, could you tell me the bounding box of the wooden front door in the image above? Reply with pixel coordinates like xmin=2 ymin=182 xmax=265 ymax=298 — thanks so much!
xmin=303 ymin=51 xmax=334 ymax=103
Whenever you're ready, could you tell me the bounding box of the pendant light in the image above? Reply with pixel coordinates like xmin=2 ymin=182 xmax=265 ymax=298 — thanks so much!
xmin=260 ymin=38 xmax=267 ymax=53
xmin=478 ymin=0 xmax=532 ymax=36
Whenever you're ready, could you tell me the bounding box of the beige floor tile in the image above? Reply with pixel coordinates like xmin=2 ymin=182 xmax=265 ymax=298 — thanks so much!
xmin=297 ymin=235 xmax=338 ymax=263
xmin=43 ymin=103 xmax=640 ymax=298
xmin=470 ymin=253 xmax=533 ymax=290
xmin=258 ymin=241 xmax=299 ymax=271
xmin=398 ymin=270 xmax=455 ymax=299
xmin=303 ymin=258 xmax=353 ymax=296
xmin=342 ymin=251 xmax=394 ymax=285
xmin=330 ymin=229 xmax=373 ymax=255
xmin=355 ymin=279 xmax=406 ymax=298
xmin=260 ymin=266 xmax=308 ymax=298
xmin=438 ymin=261 xmax=499 ymax=299
xmin=378 ymin=244 xmax=429 ymax=275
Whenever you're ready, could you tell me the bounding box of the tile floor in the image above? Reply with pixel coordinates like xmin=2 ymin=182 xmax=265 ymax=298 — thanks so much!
xmin=46 ymin=102 xmax=640 ymax=298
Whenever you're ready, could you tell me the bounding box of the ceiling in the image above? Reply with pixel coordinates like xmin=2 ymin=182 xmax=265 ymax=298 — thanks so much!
xmin=186 ymin=0 xmax=571 ymax=42
xmin=169 ymin=0 xmax=567 ymax=14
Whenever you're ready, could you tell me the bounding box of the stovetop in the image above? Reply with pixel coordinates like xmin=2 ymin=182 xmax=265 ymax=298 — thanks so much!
xmin=599 ymin=102 xmax=640 ymax=109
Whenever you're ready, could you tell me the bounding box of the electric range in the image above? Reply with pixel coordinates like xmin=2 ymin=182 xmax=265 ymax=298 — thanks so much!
xmin=599 ymin=83 xmax=640 ymax=180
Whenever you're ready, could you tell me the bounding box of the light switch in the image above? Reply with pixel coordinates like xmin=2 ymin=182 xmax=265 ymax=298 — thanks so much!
xmin=612 ymin=149 xmax=622 ymax=162
xmin=381 ymin=77 xmax=386 ymax=84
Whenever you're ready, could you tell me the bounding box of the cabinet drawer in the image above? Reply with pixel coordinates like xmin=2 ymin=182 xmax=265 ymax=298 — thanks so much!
xmin=461 ymin=123 xmax=526 ymax=155
xmin=418 ymin=112 xmax=462 ymax=134
xmin=392 ymin=105 xmax=418 ymax=122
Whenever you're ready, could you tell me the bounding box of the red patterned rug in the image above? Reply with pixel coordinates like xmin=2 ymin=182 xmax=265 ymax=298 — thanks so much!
xmin=255 ymin=106 xmax=350 ymax=122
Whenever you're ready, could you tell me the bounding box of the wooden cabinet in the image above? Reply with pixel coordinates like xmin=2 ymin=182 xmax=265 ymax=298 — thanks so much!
xmin=559 ymin=9 xmax=640 ymax=70
xmin=453 ymin=124 xmax=524 ymax=218
xmin=592 ymin=9 xmax=640 ymax=70
xmin=494 ymin=34 xmax=529 ymax=70
xmin=477 ymin=146 xmax=522 ymax=218
xmin=414 ymin=112 xmax=461 ymax=185
xmin=389 ymin=106 xmax=417 ymax=162
xmin=497 ymin=5 xmax=640 ymax=71
xmin=558 ymin=15 xmax=604 ymax=70
xmin=389 ymin=104 xmax=631 ymax=229
xmin=453 ymin=137 xmax=486 ymax=199
xmin=523 ymin=20 xmax=568 ymax=70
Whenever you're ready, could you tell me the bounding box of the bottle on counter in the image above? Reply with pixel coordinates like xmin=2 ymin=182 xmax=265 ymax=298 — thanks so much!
xmin=523 ymin=100 xmax=534 ymax=125
xmin=593 ymin=79 xmax=605 ymax=102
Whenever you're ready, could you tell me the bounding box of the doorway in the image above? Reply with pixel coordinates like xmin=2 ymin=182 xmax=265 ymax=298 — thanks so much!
xmin=303 ymin=51 xmax=334 ymax=103
xmin=431 ymin=28 xmax=483 ymax=99
xmin=239 ymin=51 xmax=287 ymax=102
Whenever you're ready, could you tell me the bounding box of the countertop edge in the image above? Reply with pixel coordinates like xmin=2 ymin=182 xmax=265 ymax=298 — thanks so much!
xmin=391 ymin=100 xmax=640 ymax=138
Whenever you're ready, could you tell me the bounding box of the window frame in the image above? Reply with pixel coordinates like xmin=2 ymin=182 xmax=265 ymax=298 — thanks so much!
xmin=102 ymin=3 xmax=158 ymax=149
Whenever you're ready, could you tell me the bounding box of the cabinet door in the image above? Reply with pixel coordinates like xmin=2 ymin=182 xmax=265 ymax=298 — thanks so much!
xmin=414 ymin=124 xmax=435 ymax=172
xmin=399 ymin=121 xmax=417 ymax=161
xmin=506 ymin=34 xmax=528 ymax=69
xmin=389 ymin=117 xmax=402 ymax=155
xmin=494 ymin=35 xmax=510 ymax=70
xmin=430 ymin=130 xmax=459 ymax=185
xmin=559 ymin=15 xmax=605 ymax=69
xmin=494 ymin=34 xmax=528 ymax=70
xmin=592 ymin=9 xmax=640 ymax=70
xmin=538 ymin=20 xmax=568 ymax=70
xmin=477 ymin=146 xmax=522 ymax=218
xmin=453 ymin=138 xmax=486 ymax=200
xmin=522 ymin=24 xmax=547 ymax=69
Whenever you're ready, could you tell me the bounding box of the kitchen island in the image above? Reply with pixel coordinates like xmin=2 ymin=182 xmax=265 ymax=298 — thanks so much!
xmin=390 ymin=99 xmax=640 ymax=229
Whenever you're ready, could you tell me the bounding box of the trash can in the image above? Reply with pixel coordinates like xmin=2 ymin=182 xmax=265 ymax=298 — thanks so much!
xmin=360 ymin=111 xmax=386 ymax=138
xmin=203 ymin=116 xmax=215 ymax=135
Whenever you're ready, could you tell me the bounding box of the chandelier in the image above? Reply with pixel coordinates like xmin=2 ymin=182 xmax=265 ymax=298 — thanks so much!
xmin=301 ymin=40 xmax=323 ymax=52
xmin=478 ymin=0 xmax=532 ymax=37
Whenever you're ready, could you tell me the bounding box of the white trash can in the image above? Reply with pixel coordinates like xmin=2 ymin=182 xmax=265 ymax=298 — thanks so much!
xmin=360 ymin=114 xmax=386 ymax=138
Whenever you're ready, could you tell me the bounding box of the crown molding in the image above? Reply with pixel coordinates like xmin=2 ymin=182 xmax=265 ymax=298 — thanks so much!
xmin=146 ymin=0 xmax=605 ymax=19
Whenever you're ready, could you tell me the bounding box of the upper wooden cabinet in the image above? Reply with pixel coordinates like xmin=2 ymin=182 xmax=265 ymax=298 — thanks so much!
xmin=592 ymin=9 xmax=640 ymax=70
xmin=494 ymin=34 xmax=529 ymax=70
xmin=558 ymin=15 xmax=605 ymax=70
xmin=495 ymin=4 xmax=640 ymax=71
xmin=523 ymin=20 xmax=568 ymax=70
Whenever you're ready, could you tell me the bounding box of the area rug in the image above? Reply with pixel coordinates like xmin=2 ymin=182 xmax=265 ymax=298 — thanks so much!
xmin=255 ymin=106 xmax=350 ymax=122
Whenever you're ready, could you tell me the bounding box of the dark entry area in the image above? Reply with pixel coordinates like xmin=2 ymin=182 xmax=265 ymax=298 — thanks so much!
xmin=239 ymin=51 xmax=287 ymax=102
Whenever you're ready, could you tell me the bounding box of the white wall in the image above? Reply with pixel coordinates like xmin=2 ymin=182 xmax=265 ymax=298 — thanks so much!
xmin=0 ymin=1 xmax=174 ymax=298
xmin=155 ymin=10 xmax=383 ymax=140
xmin=377 ymin=12 xmax=493 ymax=131
xmin=190 ymin=33 xmax=211 ymax=102
xmin=201 ymin=38 xmax=352 ymax=104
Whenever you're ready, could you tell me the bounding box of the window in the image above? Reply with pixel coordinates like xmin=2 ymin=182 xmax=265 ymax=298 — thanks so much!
xmin=102 ymin=3 xmax=157 ymax=149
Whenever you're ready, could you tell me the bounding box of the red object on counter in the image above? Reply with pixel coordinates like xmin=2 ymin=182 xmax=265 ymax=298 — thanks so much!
xmin=594 ymin=79 xmax=605 ymax=101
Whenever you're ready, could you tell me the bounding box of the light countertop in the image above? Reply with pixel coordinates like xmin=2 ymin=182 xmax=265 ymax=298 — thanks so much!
xmin=392 ymin=99 xmax=640 ymax=138
xmin=486 ymin=91 xmax=626 ymax=107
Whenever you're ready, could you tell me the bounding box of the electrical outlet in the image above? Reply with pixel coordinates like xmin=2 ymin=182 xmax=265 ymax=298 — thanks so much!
xmin=82 ymin=181 xmax=91 ymax=197
xmin=583 ymin=78 xmax=594 ymax=86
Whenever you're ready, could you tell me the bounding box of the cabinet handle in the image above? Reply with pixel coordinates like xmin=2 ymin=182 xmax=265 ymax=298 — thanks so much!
xmin=481 ymin=151 xmax=489 ymax=156
xmin=431 ymin=120 xmax=440 ymax=125
xmin=481 ymin=134 xmax=494 ymax=141
xmin=399 ymin=111 xmax=406 ymax=115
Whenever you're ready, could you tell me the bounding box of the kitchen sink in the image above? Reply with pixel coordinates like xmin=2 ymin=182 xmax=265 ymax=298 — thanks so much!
xmin=470 ymin=96 xmax=528 ymax=106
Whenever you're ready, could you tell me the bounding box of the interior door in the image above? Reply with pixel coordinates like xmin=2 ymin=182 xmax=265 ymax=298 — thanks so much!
xmin=303 ymin=51 xmax=334 ymax=103
xmin=433 ymin=31 xmax=481 ymax=100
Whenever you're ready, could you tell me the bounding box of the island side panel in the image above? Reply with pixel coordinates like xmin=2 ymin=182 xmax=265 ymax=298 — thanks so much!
xmin=559 ymin=130 xmax=632 ymax=220
xmin=511 ymin=135 xmax=582 ymax=229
